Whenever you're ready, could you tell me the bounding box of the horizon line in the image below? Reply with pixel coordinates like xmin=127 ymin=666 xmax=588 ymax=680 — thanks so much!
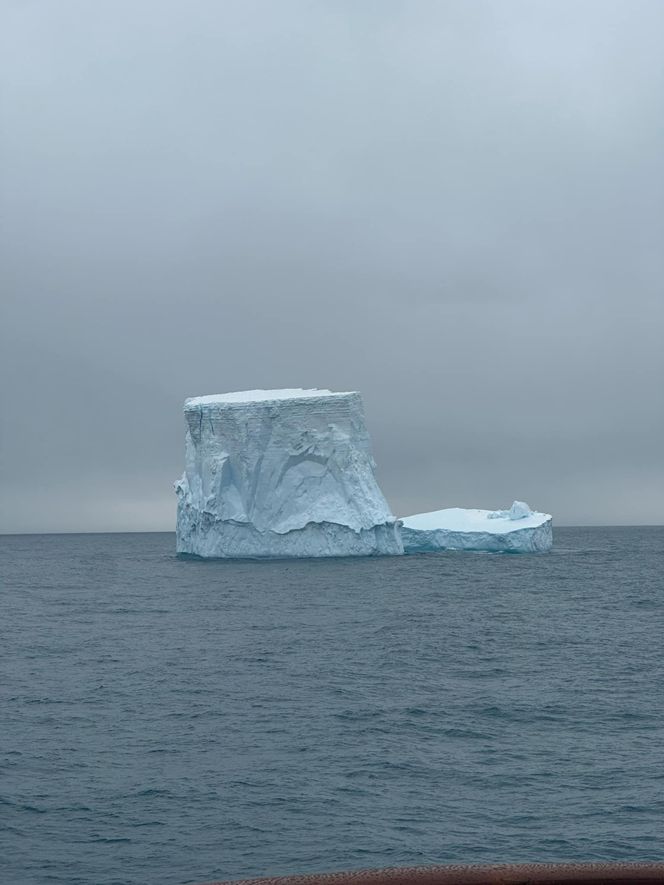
xmin=1 ymin=524 xmax=663 ymax=538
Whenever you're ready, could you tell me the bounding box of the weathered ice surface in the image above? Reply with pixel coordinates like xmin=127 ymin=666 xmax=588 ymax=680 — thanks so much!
xmin=400 ymin=501 xmax=553 ymax=553
xmin=175 ymin=389 xmax=403 ymax=558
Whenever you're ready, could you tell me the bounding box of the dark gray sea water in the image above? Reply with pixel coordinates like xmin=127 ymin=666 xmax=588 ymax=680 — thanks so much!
xmin=2 ymin=528 xmax=663 ymax=885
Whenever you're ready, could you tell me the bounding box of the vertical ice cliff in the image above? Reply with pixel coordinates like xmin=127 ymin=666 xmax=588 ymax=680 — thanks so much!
xmin=175 ymin=389 xmax=403 ymax=558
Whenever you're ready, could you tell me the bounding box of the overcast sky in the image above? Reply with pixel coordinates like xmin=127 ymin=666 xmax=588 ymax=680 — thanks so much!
xmin=2 ymin=0 xmax=663 ymax=533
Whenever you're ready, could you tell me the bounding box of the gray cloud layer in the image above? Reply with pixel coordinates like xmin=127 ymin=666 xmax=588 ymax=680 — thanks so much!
xmin=2 ymin=0 xmax=663 ymax=532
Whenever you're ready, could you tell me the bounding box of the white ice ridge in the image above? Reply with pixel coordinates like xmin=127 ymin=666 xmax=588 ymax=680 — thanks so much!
xmin=399 ymin=501 xmax=553 ymax=553
xmin=175 ymin=388 xmax=403 ymax=558
xmin=186 ymin=388 xmax=353 ymax=406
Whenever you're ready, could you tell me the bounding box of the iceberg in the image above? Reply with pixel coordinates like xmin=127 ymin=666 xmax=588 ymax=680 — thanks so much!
xmin=175 ymin=388 xmax=403 ymax=558
xmin=399 ymin=501 xmax=553 ymax=553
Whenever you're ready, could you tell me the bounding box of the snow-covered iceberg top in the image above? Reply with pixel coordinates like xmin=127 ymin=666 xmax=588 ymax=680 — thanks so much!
xmin=185 ymin=388 xmax=353 ymax=407
xmin=176 ymin=388 xmax=403 ymax=559
xmin=400 ymin=501 xmax=552 ymax=553
xmin=402 ymin=501 xmax=549 ymax=534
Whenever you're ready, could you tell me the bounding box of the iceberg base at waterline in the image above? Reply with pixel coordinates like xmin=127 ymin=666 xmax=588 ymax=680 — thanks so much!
xmin=399 ymin=501 xmax=553 ymax=554
xmin=176 ymin=512 xmax=403 ymax=559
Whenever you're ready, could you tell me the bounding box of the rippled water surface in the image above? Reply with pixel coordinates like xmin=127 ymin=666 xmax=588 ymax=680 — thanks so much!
xmin=2 ymin=528 xmax=664 ymax=885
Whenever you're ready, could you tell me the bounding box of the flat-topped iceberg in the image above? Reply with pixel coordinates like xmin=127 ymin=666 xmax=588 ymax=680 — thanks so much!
xmin=175 ymin=388 xmax=403 ymax=558
xmin=399 ymin=501 xmax=553 ymax=553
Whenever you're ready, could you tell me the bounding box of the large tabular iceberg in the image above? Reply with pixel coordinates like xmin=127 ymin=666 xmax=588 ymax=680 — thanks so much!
xmin=399 ymin=501 xmax=553 ymax=553
xmin=175 ymin=388 xmax=403 ymax=558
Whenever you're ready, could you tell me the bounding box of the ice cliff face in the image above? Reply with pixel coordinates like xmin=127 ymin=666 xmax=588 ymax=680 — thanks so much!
xmin=175 ymin=389 xmax=403 ymax=558
xmin=399 ymin=502 xmax=553 ymax=553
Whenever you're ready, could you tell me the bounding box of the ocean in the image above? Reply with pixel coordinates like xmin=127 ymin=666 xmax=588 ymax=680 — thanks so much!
xmin=1 ymin=528 xmax=663 ymax=885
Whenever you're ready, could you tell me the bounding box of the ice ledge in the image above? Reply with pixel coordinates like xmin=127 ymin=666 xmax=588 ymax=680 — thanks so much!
xmin=400 ymin=501 xmax=553 ymax=553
